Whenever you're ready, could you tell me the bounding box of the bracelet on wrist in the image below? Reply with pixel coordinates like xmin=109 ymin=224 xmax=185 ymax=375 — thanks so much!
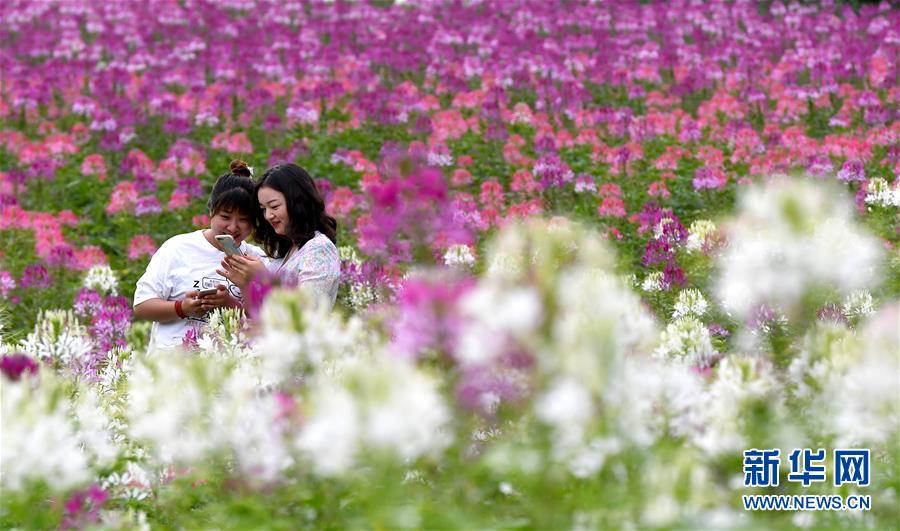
xmin=174 ymin=299 xmax=187 ymax=319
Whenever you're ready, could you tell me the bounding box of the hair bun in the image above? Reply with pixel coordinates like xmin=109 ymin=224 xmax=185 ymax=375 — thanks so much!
xmin=230 ymin=159 xmax=252 ymax=177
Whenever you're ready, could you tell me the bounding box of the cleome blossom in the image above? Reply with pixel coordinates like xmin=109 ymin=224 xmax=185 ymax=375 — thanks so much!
xmin=715 ymin=178 xmax=883 ymax=321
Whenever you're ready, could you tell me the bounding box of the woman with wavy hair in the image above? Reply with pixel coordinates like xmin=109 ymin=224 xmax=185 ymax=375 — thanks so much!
xmin=218 ymin=163 xmax=341 ymax=307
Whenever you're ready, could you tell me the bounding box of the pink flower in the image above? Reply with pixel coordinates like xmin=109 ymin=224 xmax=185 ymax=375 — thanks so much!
xmin=155 ymin=158 xmax=179 ymax=181
xmin=647 ymin=181 xmax=670 ymax=199
xmin=692 ymin=166 xmax=728 ymax=190
xmin=106 ymin=182 xmax=138 ymax=215
xmin=479 ymin=206 xmax=500 ymax=227
xmin=80 ymin=154 xmax=107 ymax=181
xmin=74 ymin=246 xmax=108 ymax=269
xmin=510 ymin=169 xmax=540 ymax=196
xmin=167 ymin=191 xmax=190 ymax=210
xmin=479 ymin=180 xmax=504 ymax=210
xmin=128 ymin=235 xmax=157 ymax=261
xmin=532 ymin=153 xmax=574 ymax=189
xmin=574 ymin=174 xmax=596 ymax=194
xmin=598 ymin=196 xmax=626 ymax=218
xmin=328 ymin=186 xmax=359 ymax=219
xmin=503 ymin=199 xmax=543 ymax=225
xmin=0 ymin=271 xmax=15 ymax=296
xmin=451 ymin=168 xmax=473 ymax=187
xmin=430 ymin=109 xmax=469 ymax=143
xmin=121 ymin=149 xmax=155 ymax=177
xmin=356 ymin=160 xmax=473 ymax=264
xmin=211 ymin=132 xmax=253 ymax=154
xmin=192 ymin=214 xmax=210 ymax=228
xmin=134 ymin=195 xmax=162 ymax=216
xmin=389 ymin=274 xmax=474 ymax=360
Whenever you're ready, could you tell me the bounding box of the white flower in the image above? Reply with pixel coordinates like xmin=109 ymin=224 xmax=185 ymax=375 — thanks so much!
xmin=295 ymin=384 xmax=359 ymax=476
xmin=72 ymin=387 xmax=120 ymax=467
xmin=689 ymin=356 xmax=781 ymax=455
xmin=338 ymin=245 xmax=363 ymax=266
xmin=607 ymin=357 xmax=702 ymax=448
xmin=535 ymin=377 xmax=594 ymax=444
xmin=126 ymin=350 xmax=292 ymax=479
xmin=348 ymin=280 xmax=378 ymax=310
xmin=716 ymin=179 xmax=882 ymax=320
xmin=499 ymin=481 xmax=519 ymax=496
xmin=19 ymin=310 xmax=93 ymax=367
xmin=96 ymin=348 xmax=133 ymax=394
xmin=685 ymin=220 xmax=716 ymax=253
xmin=864 ymin=178 xmax=900 ymax=208
xmin=455 ymin=284 xmax=543 ymax=365
xmin=101 ymin=461 xmax=154 ymax=501
xmin=362 ymin=357 xmax=452 ymax=460
xmin=443 ymin=244 xmax=476 ymax=268
xmin=126 ymin=351 xmax=214 ymax=464
xmin=566 ymin=437 xmax=621 ymax=478
xmin=1 ymin=370 xmax=91 ymax=492
xmin=83 ymin=265 xmax=119 ymax=296
xmin=672 ymin=288 xmax=709 ymax=319
xmin=653 ymin=217 xmax=676 ymax=240
xmin=642 ymin=271 xmax=664 ymax=292
xmin=656 ymin=317 xmax=717 ymax=371
xmin=97 ymin=508 xmax=150 ymax=530
xmin=209 ymin=370 xmax=293 ymax=481
xmin=551 ymin=268 xmax=657 ymax=389
xmin=256 ymin=288 xmax=373 ymax=384
xmin=787 ymin=322 xmax=858 ymax=405
xmin=194 ymin=111 xmax=219 ymax=127
xmin=296 ymin=356 xmax=452 ymax=476
xmin=830 ymin=303 xmax=900 ymax=447
xmin=842 ymin=289 xmax=875 ymax=321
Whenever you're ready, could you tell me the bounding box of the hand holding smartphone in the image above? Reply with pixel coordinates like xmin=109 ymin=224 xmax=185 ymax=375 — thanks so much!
xmin=198 ymin=287 xmax=218 ymax=297
xmin=215 ymin=234 xmax=244 ymax=257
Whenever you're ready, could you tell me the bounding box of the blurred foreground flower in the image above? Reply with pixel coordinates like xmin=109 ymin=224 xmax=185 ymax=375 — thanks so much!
xmin=716 ymin=178 xmax=882 ymax=322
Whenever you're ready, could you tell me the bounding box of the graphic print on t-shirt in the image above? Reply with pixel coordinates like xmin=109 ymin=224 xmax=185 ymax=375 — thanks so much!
xmin=186 ymin=276 xmax=243 ymax=322
xmin=194 ymin=276 xmax=242 ymax=298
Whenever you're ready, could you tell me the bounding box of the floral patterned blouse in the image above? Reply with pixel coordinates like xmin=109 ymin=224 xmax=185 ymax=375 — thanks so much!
xmin=267 ymin=231 xmax=341 ymax=308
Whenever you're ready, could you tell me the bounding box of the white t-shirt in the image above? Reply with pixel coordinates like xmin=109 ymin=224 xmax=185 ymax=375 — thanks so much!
xmin=133 ymin=230 xmax=266 ymax=350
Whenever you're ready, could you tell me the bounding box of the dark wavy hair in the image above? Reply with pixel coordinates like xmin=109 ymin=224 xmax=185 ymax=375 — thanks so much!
xmin=207 ymin=160 xmax=256 ymax=218
xmin=254 ymin=163 xmax=337 ymax=258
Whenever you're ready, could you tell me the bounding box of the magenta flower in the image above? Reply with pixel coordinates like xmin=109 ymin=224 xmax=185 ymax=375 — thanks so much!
xmin=0 ymin=354 xmax=39 ymax=381
xmin=74 ymin=288 xmax=103 ymax=318
xmin=134 ymin=196 xmax=162 ymax=216
xmin=356 ymin=155 xmax=473 ymax=265
xmin=389 ymin=273 xmax=474 ymax=360
xmin=532 ymin=153 xmax=574 ymax=189
xmin=692 ymin=165 xmax=728 ymax=190
xmin=20 ymin=263 xmax=51 ymax=289
xmin=61 ymin=484 xmax=107 ymax=530
xmin=46 ymin=243 xmax=76 ymax=268
xmin=837 ymin=159 xmax=866 ymax=183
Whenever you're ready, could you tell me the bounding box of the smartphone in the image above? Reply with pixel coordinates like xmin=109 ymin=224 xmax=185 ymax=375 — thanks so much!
xmin=215 ymin=234 xmax=244 ymax=256
xmin=198 ymin=287 xmax=218 ymax=297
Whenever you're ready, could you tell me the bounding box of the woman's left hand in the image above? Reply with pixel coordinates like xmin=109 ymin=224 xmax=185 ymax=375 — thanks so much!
xmin=218 ymin=254 xmax=267 ymax=289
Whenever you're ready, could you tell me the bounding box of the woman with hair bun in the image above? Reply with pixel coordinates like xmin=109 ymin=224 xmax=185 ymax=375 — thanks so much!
xmin=218 ymin=163 xmax=341 ymax=308
xmin=133 ymin=160 xmax=267 ymax=350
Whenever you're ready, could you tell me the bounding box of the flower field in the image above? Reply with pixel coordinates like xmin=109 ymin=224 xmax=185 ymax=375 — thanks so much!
xmin=1 ymin=0 xmax=899 ymax=528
